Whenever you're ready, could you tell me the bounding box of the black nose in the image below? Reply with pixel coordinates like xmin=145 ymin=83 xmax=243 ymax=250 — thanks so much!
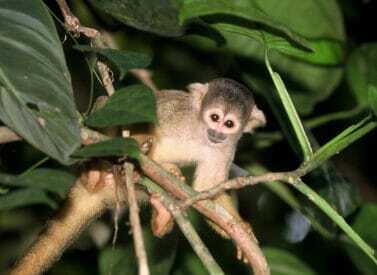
xmin=207 ymin=129 xmax=226 ymax=143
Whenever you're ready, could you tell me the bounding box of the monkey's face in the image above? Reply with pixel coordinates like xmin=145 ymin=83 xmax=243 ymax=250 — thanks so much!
xmin=202 ymin=105 xmax=244 ymax=147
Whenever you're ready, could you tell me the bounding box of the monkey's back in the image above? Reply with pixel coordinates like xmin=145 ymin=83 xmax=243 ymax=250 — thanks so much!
xmin=155 ymin=90 xmax=197 ymax=135
xmin=150 ymin=90 xmax=202 ymax=165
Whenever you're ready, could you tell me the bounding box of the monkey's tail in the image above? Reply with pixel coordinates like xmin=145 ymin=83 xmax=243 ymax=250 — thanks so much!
xmin=9 ymin=180 xmax=116 ymax=275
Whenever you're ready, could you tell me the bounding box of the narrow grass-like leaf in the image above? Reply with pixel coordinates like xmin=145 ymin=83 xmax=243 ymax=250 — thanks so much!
xmin=300 ymin=116 xmax=377 ymax=174
xmin=265 ymin=51 xmax=313 ymax=160
xmin=345 ymin=203 xmax=377 ymax=275
xmin=292 ymin=179 xmax=377 ymax=266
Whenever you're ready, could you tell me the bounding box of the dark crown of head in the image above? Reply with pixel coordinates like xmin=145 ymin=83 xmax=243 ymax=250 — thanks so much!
xmin=208 ymin=78 xmax=255 ymax=106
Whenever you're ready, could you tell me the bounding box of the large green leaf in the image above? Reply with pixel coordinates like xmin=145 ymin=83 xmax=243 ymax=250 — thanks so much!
xmin=0 ymin=169 xmax=76 ymax=198
xmin=0 ymin=188 xmax=57 ymax=210
xmin=346 ymin=43 xmax=377 ymax=113
xmin=88 ymin=0 xmax=313 ymax=52
xmin=85 ymin=85 xmax=157 ymax=127
xmin=73 ymin=138 xmax=140 ymax=159
xmin=88 ymin=0 xmax=183 ymax=36
xmin=74 ymin=45 xmax=152 ymax=80
xmin=0 ymin=0 xmax=81 ymax=164
xmin=209 ymin=24 xmax=343 ymax=65
xmin=185 ymin=0 xmax=345 ymax=115
xmin=344 ymin=203 xmax=377 ymax=275
xmin=180 ymin=0 xmax=311 ymax=50
xmin=253 ymin=0 xmax=345 ymax=105
xmin=264 ymin=247 xmax=317 ymax=275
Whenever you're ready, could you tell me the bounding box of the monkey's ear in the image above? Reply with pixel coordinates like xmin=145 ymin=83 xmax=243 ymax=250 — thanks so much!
xmin=244 ymin=105 xmax=266 ymax=133
xmin=187 ymin=83 xmax=209 ymax=110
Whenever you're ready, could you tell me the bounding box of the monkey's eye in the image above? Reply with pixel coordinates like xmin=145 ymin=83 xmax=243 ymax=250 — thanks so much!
xmin=210 ymin=114 xmax=220 ymax=122
xmin=224 ymin=120 xmax=234 ymax=128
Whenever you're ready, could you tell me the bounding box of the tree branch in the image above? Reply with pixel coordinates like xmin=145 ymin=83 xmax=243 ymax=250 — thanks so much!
xmin=181 ymin=171 xmax=293 ymax=208
xmin=124 ymin=163 xmax=150 ymax=275
xmin=81 ymin=127 xmax=269 ymax=274
xmin=139 ymin=155 xmax=269 ymax=275
xmin=141 ymin=178 xmax=225 ymax=275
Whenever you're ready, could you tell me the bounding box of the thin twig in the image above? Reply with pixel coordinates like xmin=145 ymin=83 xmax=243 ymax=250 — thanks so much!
xmin=141 ymin=178 xmax=225 ymax=275
xmin=55 ymin=0 xmax=99 ymax=38
xmin=124 ymin=163 xmax=150 ymax=275
xmin=55 ymin=0 xmax=115 ymax=97
xmin=0 ymin=127 xmax=21 ymax=144
xmin=182 ymin=172 xmax=294 ymax=208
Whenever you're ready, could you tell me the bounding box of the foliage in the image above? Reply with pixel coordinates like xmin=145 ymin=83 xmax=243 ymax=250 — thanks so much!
xmin=1 ymin=0 xmax=377 ymax=274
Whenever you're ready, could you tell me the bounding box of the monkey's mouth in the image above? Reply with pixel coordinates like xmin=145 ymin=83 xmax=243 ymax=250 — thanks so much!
xmin=207 ymin=129 xmax=227 ymax=144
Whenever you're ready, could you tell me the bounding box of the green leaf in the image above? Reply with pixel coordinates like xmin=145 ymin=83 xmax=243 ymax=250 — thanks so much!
xmin=180 ymin=0 xmax=311 ymax=50
xmin=0 ymin=169 xmax=76 ymax=198
xmin=185 ymin=0 xmax=345 ymax=115
xmin=88 ymin=0 xmax=183 ymax=36
xmin=0 ymin=188 xmax=57 ymax=210
xmin=265 ymin=52 xmax=313 ymax=161
xmin=293 ymin=179 xmax=377 ymax=266
xmin=263 ymin=247 xmax=317 ymax=275
xmin=211 ymin=24 xmax=343 ymax=65
xmin=86 ymin=85 xmax=157 ymax=127
xmin=0 ymin=0 xmax=81 ymax=165
xmin=345 ymin=203 xmax=377 ymax=275
xmin=73 ymin=138 xmax=140 ymax=159
xmin=300 ymin=116 xmax=377 ymax=174
xmin=74 ymin=45 xmax=152 ymax=80
xmin=290 ymin=162 xmax=362 ymax=240
xmin=346 ymin=43 xmax=377 ymax=109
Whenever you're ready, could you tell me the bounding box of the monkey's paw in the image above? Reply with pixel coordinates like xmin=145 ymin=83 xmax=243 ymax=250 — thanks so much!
xmin=150 ymin=194 xmax=174 ymax=238
xmin=140 ymin=138 xmax=153 ymax=154
xmin=162 ymin=163 xmax=186 ymax=182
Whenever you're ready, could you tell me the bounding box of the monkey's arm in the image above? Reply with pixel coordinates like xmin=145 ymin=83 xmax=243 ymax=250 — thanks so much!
xmin=9 ymin=175 xmax=118 ymax=275
xmin=193 ymin=160 xmax=250 ymax=238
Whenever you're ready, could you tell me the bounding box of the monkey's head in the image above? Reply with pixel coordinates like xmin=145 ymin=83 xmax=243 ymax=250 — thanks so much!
xmin=188 ymin=78 xmax=266 ymax=147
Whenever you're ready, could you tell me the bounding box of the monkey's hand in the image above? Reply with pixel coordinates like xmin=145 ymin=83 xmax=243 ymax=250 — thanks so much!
xmin=150 ymin=193 xmax=174 ymax=238
xmin=149 ymin=163 xmax=185 ymax=237
xmin=161 ymin=163 xmax=186 ymax=182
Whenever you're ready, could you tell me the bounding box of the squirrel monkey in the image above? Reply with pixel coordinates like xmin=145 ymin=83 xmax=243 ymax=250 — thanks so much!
xmin=137 ymin=78 xmax=266 ymax=236
xmin=9 ymin=78 xmax=265 ymax=274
